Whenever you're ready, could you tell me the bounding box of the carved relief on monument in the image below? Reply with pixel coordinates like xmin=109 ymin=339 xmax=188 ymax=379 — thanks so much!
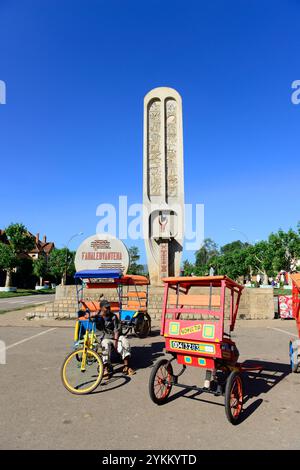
xmin=144 ymin=87 xmax=184 ymax=285
xmin=165 ymin=98 xmax=178 ymax=198
xmin=148 ymin=99 xmax=162 ymax=196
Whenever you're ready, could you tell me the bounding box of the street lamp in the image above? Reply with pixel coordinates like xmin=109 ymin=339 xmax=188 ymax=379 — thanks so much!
xmin=66 ymin=231 xmax=84 ymax=248
xmin=230 ymin=228 xmax=250 ymax=244
xmin=63 ymin=232 xmax=84 ymax=285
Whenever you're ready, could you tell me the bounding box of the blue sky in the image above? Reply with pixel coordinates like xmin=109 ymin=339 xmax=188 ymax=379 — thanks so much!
xmin=0 ymin=0 xmax=299 ymax=264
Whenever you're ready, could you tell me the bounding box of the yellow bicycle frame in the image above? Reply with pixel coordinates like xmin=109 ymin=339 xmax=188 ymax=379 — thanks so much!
xmin=73 ymin=320 xmax=98 ymax=372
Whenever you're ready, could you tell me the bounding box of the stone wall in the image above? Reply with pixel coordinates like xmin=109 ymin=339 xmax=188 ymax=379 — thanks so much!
xmin=32 ymin=285 xmax=275 ymax=320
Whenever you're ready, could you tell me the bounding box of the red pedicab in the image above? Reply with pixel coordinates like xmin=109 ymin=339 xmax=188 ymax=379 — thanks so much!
xmin=289 ymin=273 xmax=300 ymax=373
xmin=149 ymin=275 xmax=261 ymax=424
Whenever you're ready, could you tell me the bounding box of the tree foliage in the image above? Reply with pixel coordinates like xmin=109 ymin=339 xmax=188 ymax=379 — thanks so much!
xmin=0 ymin=243 xmax=18 ymax=271
xmin=5 ymin=223 xmax=35 ymax=254
xmin=220 ymin=240 xmax=249 ymax=255
xmin=195 ymin=238 xmax=219 ymax=268
xmin=33 ymin=257 xmax=48 ymax=285
xmin=127 ymin=246 xmax=144 ymax=275
xmin=0 ymin=223 xmax=35 ymax=287
xmin=48 ymin=248 xmax=75 ymax=284
xmin=183 ymin=225 xmax=300 ymax=283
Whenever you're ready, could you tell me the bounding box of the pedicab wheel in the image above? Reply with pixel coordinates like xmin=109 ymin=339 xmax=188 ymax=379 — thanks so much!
xmin=224 ymin=371 xmax=244 ymax=424
xmin=121 ymin=323 xmax=132 ymax=336
xmin=289 ymin=340 xmax=299 ymax=373
xmin=149 ymin=359 xmax=173 ymax=405
xmin=76 ymin=348 xmax=97 ymax=364
xmin=61 ymin=348 xmax=104 ymax=395
xmin=134 ymin=313 xmax=151 ymax=338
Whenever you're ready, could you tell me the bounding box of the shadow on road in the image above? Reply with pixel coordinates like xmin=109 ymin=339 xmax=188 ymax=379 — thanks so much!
xmin=89 ymin=339 xmax=165 ymax=393
xmin=92 ymin=371 xmax=131 ymax=394
xmin=242 ymin=359 xmax=290 ymax=402
xmin=156 ymin=359 xmax=290 ymax=424
xmin=131 ymin=341 xmax=165 ymax=370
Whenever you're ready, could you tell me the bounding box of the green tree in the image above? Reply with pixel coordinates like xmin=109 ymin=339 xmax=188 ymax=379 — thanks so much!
xmin=33 ymin=257 xmax=48 ymax=286
xmin=220 ymin=240 xmax=250 ymax=255
xmin=182 ymin=259 xmax=194 ymax=275
xmin=128 ymin=246 xmax=144 ymax=275
xmin=245 ymin=242 xmax=274 ymax=284
xmin=195 ymin=238 xmax=219 ymax=268
xmin=185 ymin=224 xmax=300 ymax=284
xmin=5 ymin=223 xmax=35 ymax=254
xmin=0 ymin=243 xmax=18 ymax=287
xmin=268 ymin=228 xmax=300 ymax=273
xmin=0 ymin=223 xmax=35 ymax=287
xmin=48 ymin=248 xmax=75 ymax=285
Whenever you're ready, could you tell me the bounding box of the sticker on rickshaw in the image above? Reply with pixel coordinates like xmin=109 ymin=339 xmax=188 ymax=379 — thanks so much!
xmin=180 ymin=324 xmax=202 ymax=335
xmin=203 ymin=324 xmax=215 ymax=339
xmin=169 ymin=340 xmax=216 ymax=354
xmin=169 ymin=322 xmax=215 ymax=339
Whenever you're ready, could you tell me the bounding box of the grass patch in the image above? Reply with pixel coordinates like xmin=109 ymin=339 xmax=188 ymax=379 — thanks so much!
xmin=0 ymin=289 xmax=55 ymax=299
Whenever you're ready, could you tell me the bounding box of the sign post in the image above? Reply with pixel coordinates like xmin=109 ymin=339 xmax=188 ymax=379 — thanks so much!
xmin=75 ymin=234 xmax=129 ymax=274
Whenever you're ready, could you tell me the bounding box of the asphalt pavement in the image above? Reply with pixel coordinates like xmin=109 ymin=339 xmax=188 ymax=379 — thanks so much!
xmin=0 ymin=294 xmax=55 ymax=312
xmin=0 ymin=317 xmax=299 ymax=450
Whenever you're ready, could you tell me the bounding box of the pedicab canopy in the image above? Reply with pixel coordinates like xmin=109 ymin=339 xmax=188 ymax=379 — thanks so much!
xmin=160 ymin=275 xmax=244 ymax=344
xmin=74 ymin=269 xmax=123 ymax=280
xmin=162 ymin=275 xmax=241 ymax=289
xmin=74 ymin=269 xmax=149 ymax=288
xmin=74 ymin=268 xmax=149 ymax=313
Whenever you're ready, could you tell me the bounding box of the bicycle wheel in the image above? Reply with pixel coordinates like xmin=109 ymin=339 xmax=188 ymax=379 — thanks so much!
xmin=134 ymin=313 xmax=151 ymax=338
xmin=149 ymin=358 xmax=173 ymax=405
xmin=61 ymin=348 xmax=103 ymax=395
xmin=224 ymin=371 xmax=243 ymax=424
xmin=290 ymin=340 xmax=300 ymax=373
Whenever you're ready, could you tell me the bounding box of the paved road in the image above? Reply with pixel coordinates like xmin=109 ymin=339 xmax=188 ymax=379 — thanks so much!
xmin=0 ymin=294 xmax=55 ymax=311
xmin=0 ymin=319 xmax=299 ymax=450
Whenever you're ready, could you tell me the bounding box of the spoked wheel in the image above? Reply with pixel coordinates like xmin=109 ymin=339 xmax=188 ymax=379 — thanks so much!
xmin=61 ymin=348 xmax=104 ymax=395
xmin=289 ymin=340 xmax=300 ymax=373
xmin=224 ymin=371 xmax=244 ymax=424
xmin=149 ymin=359 xmax=173 ymax=405
xmin=134 ymin=313 xmax=151 ymax=338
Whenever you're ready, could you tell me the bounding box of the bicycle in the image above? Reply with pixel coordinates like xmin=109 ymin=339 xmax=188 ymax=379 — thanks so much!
xmin=61 ymin=310 xmax=105 ymax=394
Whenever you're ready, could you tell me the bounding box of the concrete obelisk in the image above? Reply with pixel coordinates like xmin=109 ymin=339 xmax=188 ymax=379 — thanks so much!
xmin=143 ymin=87 xmax=184 ymax=285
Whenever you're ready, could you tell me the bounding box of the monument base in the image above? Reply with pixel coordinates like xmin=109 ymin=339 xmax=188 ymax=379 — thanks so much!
xmin=29 ymin=285 xmax=276 ymax=321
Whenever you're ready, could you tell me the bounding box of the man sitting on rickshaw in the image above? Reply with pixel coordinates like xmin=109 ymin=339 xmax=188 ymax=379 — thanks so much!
xmin=93 ymin=299 xmax=136 ymax=378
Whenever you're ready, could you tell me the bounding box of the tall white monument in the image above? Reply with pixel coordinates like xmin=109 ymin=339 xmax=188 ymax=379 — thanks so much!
xmin=143 ymin=87 xmax=184 ymax=285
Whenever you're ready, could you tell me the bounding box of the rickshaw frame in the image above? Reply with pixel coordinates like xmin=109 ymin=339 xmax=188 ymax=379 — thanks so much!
xmin=149 ymin=275 xmax=262 ymax=424
xmin=290 ymin=273 xmax=300 ymax=372
xmin=74 ymin=268 xmax=151 ymax=337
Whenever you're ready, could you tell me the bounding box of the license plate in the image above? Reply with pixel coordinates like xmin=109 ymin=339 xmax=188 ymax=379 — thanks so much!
xmin=169 ymin=340 xmax=215 ymax=354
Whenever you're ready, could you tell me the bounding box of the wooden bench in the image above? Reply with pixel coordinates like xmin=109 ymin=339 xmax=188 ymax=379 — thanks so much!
xmin=122 ymin=291 xmax=147 ymax=312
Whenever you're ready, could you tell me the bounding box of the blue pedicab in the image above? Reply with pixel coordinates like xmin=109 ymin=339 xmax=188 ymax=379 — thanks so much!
xmin=74 ymin=269 xmax=151 ymax=338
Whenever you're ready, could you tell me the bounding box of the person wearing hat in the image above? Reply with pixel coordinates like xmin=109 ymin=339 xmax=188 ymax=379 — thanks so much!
xmin=94 ymin=299 xmax=135 ymax=378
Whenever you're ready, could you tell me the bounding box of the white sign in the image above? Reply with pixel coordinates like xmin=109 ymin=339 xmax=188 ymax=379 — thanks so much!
xmin=75 ymin=233 xmax=129 ymax=274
